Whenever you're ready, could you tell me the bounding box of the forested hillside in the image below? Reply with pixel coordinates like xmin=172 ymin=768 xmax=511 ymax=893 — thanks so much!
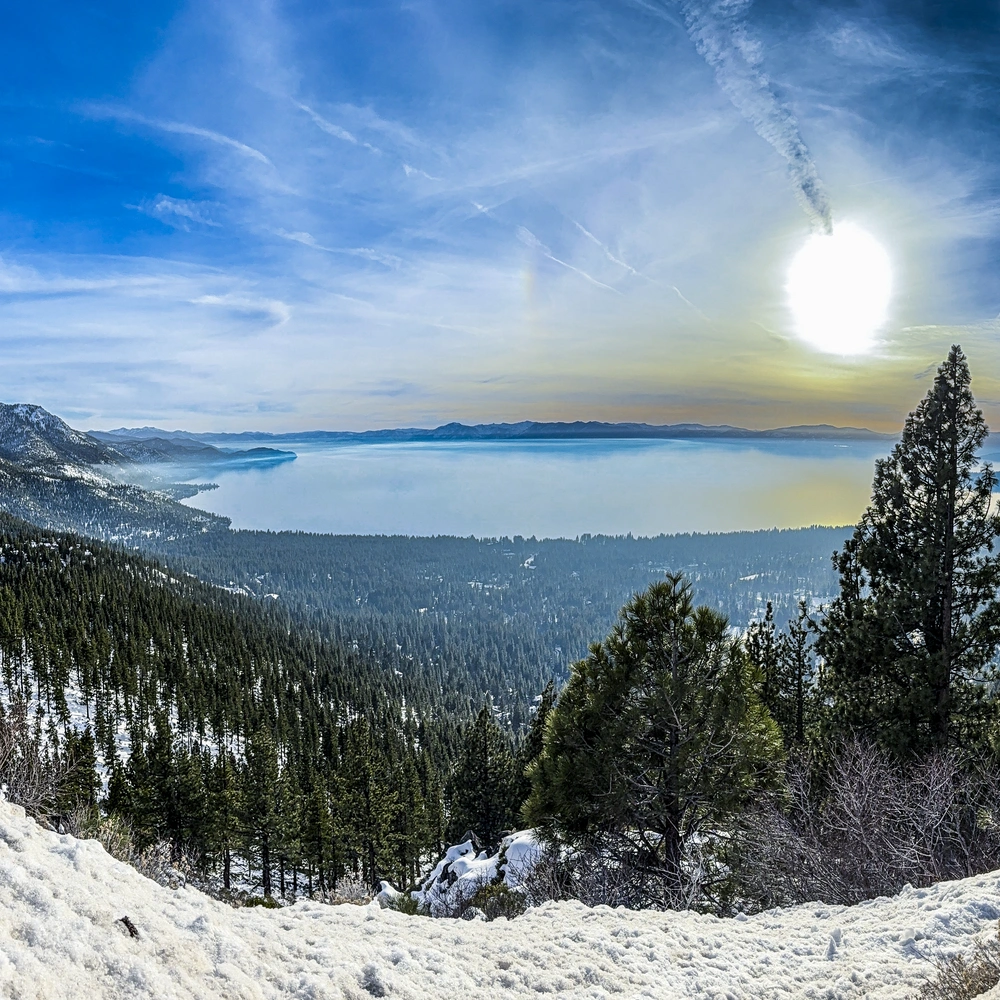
xmin=0 ymin=512 xmax=850 ymax=901
xmin=0 ymin=514 xmax=477 ymax=894
xmin=152 ymin=527 xmax=848 ymax=723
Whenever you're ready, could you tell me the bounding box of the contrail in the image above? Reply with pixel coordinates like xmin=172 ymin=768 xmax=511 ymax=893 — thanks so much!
xmin=516 ymin=227 xmax=620 ymax=293
xmin=572 ymin=220 xmax=711 ymax=319
xmin=669 ymin=0 xmax=833 ymax=233
xmin=572 ymin=221 xmax=642 ymax=277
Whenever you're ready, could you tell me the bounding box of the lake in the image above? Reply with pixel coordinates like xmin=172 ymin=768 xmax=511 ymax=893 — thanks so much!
xmin=173 ymin=437 xmax=887 ymax=537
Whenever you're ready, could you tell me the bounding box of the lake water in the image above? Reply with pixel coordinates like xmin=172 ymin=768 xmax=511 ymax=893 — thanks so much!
xmin=174 ymin=437 xmax=887 ymax=537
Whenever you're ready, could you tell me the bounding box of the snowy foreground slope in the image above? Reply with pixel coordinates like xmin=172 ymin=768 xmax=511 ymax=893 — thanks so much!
xmin=3 ymin=804 xmax=1000 ymax=999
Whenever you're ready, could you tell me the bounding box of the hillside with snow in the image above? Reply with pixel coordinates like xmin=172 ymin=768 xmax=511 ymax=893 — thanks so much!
xmin=1 ymin=802 xmax=999 ymax=999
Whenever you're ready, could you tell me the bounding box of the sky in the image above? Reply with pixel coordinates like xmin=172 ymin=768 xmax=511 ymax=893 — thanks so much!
xmin=1 ymin=0 xmax=999 ymax=432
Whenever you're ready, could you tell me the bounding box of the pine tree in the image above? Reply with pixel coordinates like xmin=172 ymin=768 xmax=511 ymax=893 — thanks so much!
xmin=524 ymin=574 xmax=783 ymax=906
xmin=56 ymin=725 xmax=101 ymax=812
xmin=746 ymin=601 xmax=816 ymax=748
xmin=169 ymin=744 xmax=209 ymax=860
xmin=274 ymin=766 xmax=302 ymax=898
xmin=243 ymin=728 xmax=281 ymax=898
xmin=208 ymin=748 xmax=242 ymax=892
xmin=447 ymin=705 xmax=517 ymax=848
xmin=513 ymin=680 xmax=555 ymax=813
xmin=302 ymin=774 xmax=335 ymax=895
xmin=776 ymin=600 xmax=815 ymax=747
xmin=339 ymin=719 xmax=399 ymax=890
xmin=817 ymin=346 xmax=1000 ymax=754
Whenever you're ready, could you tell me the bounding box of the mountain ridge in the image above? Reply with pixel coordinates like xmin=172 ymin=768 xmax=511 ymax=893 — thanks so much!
xmin=0 ymin=403 xmax=229 ymax=542
xmin=92 ymin=419 xmax=895 ymax=444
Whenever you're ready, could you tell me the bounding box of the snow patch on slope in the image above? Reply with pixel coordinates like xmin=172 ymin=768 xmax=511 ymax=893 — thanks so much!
xmin=1 ymin=800 xmax=999 ymax=998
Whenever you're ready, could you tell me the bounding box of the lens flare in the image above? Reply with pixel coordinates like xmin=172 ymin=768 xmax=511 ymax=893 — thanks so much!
xmin=786 ymin=222 xmax=891 ymax=354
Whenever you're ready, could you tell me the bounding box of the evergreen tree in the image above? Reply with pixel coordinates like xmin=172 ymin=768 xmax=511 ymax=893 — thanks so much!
xmin=393 ymin=750 xmax=426 ymax=888
xmin=525 ymin=574 xmax=783 ymax=906
xmin=274 ymin=765 xmax=302 ymax=898
xmin=447 ymin=705 xmax=517 ymax=848
xmin=513 ymin=680 xmax=556 ymax=813
xmin=817 ymin=346 xmax=1000 ymax=754
xmin=56 ymin=725 xmax=101 ymax=812
xmin=301 ymin=774 xmax=336 ymax=894
xmin=208 ymin=748 xmax=242 ymax=892
xmin=746 ymin=601 xmax=816 ymax=748
xmin=243 ymin=728 xmax=281 ymax=897
xmin=169 ymin=744 xmax=209 ymax=860
xmin=775 ymin=600 xmax=815 ymax=747
xmin=339 ymin=719 xmax=399 ymax=890
xmin=745 ymin=602 xmax=780 ymax=715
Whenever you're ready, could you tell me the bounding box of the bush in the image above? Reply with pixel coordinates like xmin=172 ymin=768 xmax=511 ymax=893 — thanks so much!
xmin=468 ymin=880 xmax=527 ymax=921
xmin=730 ymin=740 xmax=1000 ymax=912
xmin=0 ymin=700 xmax=65 ymax=818
xmin=385 ymin=893 xmax=422 ymax=916
xmin=243 ymin=895 xmax=281 ymax=909
xmin=914 ymin=924 xmax=1000 ymax=999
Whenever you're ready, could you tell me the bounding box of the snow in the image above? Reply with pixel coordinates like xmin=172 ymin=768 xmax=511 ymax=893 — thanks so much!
xmin=412 ymin=830 xmax=543 ymax=916
xmin=2 ymin=800 xmax=999 ymax=998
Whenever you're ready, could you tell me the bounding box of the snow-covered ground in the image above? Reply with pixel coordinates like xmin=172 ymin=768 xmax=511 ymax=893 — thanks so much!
xmin=2 ymin=801 xmax=999 ymax=999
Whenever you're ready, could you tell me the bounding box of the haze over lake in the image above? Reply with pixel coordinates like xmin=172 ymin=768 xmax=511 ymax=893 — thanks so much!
xmin=176 ymin=438 xmax=887 ymax=537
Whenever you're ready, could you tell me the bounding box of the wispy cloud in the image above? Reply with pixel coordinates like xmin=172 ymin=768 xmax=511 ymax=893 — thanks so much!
xmin=85 ymin=105 xmax=272 ymax=164
xmin=135 ymin=195 xmax=222 ymax=229
xmin=191 ymin=293 xmax=291 ymax=324
xmin=293 ymin=101 xmax=380 ymax=153
xmin=274 ymin=229 xmax=401 ymax=266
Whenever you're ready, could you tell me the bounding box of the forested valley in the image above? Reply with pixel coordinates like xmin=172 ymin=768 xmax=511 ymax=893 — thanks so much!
xmin=149 ymin=526 xmax=847 ymax=725
xmin=3 ymin=347 xmax=1000 ymax=928
xmin=0 ymin=516 xmax=847 ymax=905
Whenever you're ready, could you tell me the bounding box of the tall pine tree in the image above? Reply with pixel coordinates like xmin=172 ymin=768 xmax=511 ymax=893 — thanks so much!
xmin=818 ymin=346 xmax=1000 ymax=753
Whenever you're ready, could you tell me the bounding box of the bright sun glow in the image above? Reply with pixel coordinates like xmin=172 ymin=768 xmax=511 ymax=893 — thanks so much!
xmin=786 ymin=222 xmax=891 ymax=355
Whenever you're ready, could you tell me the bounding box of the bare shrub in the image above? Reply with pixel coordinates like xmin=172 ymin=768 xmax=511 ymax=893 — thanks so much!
xmin=0 ymin=700 xmax=65 ymax=817
xmin=131 ymin=840 xmax=197 ymax=890
xmin=67 ymin=809 xmax=198 ymax=891
xmin=67 ymin=807 xmax=131 ymax=857
xmin=311 ymin=873 xmax=373 ymax=906
xmin=732 ymin=740 xmax=1000 ymax=911
xmin=511 ymin=836 xmax=715 ymax=912
xmin=914 ymin=924 xmax=1000 ymax=1000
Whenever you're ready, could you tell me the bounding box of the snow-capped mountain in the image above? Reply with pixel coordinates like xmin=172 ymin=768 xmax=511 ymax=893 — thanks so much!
xmin=0 ymin=403 xmax=227 ymax=543
xmin=0 ymin=402 xmax=123 ymax=469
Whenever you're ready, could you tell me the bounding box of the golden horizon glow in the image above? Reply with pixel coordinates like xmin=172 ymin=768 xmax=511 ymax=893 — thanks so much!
xmin=786 ymin=222 xmax=892 ymax=355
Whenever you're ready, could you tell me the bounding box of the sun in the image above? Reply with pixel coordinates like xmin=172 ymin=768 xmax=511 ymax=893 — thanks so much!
xmin=786 ymin=222 xmax=891 ymax=355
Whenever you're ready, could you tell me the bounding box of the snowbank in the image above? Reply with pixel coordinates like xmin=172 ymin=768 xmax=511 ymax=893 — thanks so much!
xmin=412 ymin=830 xmax=543 ymax=916
xmin=1 ymin=800 xmax=999 ymax=998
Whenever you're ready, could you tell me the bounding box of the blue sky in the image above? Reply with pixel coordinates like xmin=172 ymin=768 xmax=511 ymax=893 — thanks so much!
xmin=2 ymin=0 xmax=1000 ymax=430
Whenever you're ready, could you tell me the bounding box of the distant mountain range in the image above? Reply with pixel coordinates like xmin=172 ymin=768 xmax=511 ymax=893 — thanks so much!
xmin=95 ymin=419 xmax=894 ymax=444
xmin=88 ymin=429 xmax=294 ymax=466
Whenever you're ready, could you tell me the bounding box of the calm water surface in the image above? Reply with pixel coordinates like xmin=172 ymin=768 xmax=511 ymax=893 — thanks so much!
xmin=174 ymin=438 xmax=886 ymax=537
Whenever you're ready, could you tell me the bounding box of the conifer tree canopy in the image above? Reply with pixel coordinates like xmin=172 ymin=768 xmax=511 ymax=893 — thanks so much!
xmin=818 ymin=345 xmax=1000 ymax=754
xmin=524 ymin=574 xmax=782 ymax=907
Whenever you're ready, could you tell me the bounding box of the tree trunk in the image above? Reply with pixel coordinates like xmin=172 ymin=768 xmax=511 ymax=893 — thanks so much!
xmin=262 ymin=833 xmax=272 ymax=897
